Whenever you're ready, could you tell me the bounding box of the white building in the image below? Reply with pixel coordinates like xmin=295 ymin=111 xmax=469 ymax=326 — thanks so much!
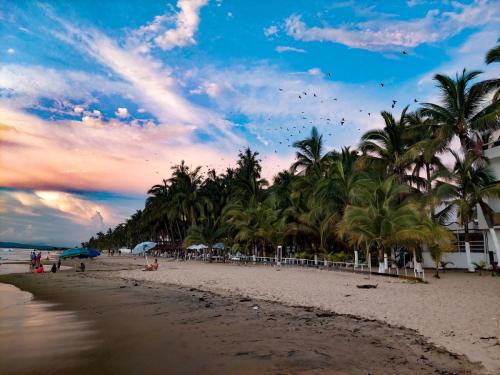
xmin=422 ymin=139 xmax=500 ymax=270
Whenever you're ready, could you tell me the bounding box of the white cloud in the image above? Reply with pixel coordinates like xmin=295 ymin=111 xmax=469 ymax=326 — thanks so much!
xmin=285 ymin=0 xmax=499 ymax=51
xmin=154 ymin=0 xmax=208 ymax=50
xmin=264 ymin=25 xmax=278 ymax=37
xmin=115 ymin=107 xmax=129 ymax=118
xmin=307 ymin=68 xmax=322 ymax=76
xmin=0 ymin=64 xmax=129 ymax=110
xmin=227 ymin=11 xmax=233 ymax=18
xmin=275 ymin=45 xmax=306 ymax=53
xmin=7 ymin=48 xmax=15 ymax=55
xmin=49 ymin=17 xmax=240 ymax=144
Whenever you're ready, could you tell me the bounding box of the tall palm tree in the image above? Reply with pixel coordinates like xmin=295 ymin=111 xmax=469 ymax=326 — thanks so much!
xmin=436 ymin=151 xmax=500 ymax=271
xmin=291 ymin=126 xmax=329 ymax=176
xmin=420 ymin=70 xmax=500 ymax=152
xmin=338 ymin=176 xmax=421 ymax=273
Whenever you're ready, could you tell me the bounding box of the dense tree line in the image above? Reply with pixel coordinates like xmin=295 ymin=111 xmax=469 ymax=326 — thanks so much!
xmin=84 ymin=42 xmax=500 ymax=277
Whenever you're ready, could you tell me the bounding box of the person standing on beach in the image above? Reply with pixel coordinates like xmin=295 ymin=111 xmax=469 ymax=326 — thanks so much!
xmin=51 ymin=263 xmax=57 ymax=273
xmin=57 ymin=258 xmax=61 ymax=270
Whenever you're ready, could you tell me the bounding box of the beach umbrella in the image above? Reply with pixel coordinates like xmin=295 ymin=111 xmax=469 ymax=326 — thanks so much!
xmin=213 ymin=242 xmax=225 ymax=250
xmin=132 ymin=242 xmax=156 ymax=254
xmin=59 ymin=247 xmax=100 ymax=259
xmin=132 ymin=242 xmax=156 ymax=264
xmin=187 ymin=244 xmax=200 ymax=250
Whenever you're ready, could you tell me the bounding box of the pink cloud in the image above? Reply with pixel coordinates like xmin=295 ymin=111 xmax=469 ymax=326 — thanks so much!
xmin=0 ymin=108 xmax=291 ymax=195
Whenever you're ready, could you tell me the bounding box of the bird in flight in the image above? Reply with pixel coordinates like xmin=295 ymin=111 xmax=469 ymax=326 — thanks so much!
xmin=402 ymin=51 xmax=407 ymax=55
xmin=380 ymin=83 xmax=384 ymax=87
xmin=278 ymin=88 xmax=283 ymax=91
xmin=298 ymin=95 xmax=302 ymax=99
xmin=414 ymin=98 xmax=418 ymax=103
xmin=327 ymin=72 xmax=332 ymax=78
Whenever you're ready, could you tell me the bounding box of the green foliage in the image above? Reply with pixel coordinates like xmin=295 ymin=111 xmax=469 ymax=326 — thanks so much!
xmin=84 ymin=54 xmax=500 ymax=267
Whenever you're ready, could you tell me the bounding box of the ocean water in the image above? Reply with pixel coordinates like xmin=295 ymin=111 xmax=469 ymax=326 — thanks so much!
xmin=0 ymin=248 xmax=60 ymax=275
xmin=0 ymin=249 xmax=97 ymax=374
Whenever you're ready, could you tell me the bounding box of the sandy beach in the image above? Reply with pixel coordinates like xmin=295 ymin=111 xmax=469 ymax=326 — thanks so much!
xmin=110 ymin=257 xmax=500 ymax=374
xmin=1 ymin=256 xmax=497 ymax=374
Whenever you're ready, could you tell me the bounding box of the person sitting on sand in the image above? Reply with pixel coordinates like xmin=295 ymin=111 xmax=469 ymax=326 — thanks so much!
xmin=76 ymin=262 xmax=85 ymax=272
xmin=36 ymin=264 xmax=45 ymax=273
xmin=51 ymin=263 xmax=57 ymax=273
xmin=144 ymin=258 xmax=159 ymax=271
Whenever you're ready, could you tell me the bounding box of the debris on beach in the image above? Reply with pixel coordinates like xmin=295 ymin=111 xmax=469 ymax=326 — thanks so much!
xmin=356 ymin=284 xmax=378 ymax=289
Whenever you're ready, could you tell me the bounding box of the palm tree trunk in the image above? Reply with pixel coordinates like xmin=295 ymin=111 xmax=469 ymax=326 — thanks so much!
xmin=463 ymin=223 xmax=475 ymax=272
xmin=377 ymin=245 xmax=385 ymax=273
xmin=425 ymin=163 xmax=436 ymax=220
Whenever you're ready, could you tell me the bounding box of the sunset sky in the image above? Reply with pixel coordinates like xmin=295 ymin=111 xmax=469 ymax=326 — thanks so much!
xmin=1 ymin=0 xmax=499 ymax=246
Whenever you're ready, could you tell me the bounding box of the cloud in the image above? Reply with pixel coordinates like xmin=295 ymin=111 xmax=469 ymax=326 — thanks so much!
xmin=115 ymin=107 xmax=129 ymax=118
xmin=275 ymin=45 xmax=306 ymax=53
xmin=264 ymin=25 xmax=278 ymax=37
xmin=0 ymin=189 xmax=127 ymax=246
xmin=7 ymin=48 xmax=15 ymax=55
xmin=307 ymin=68 xmax=322 ymax=76
xmin=154 ymin=0 xmax=208 ymax=50
xmin=47 ymin=16 xmax=241 ymax=144
xmin=189 ymin=81 xmax=228 ymax=97
xmin=0 ymin=64 xmax=129 ymax=110
xmin=0 ymin=106 xmax=246 ymax=194
xmin=285 ymin=0 xmax=499 ymax=51
xmin=417 ymin=28 xmax=500 ymax=85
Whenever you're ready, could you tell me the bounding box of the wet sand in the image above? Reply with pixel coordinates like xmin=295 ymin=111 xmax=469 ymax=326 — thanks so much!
xmin=0 ymin=261 xmax=484 ymax=375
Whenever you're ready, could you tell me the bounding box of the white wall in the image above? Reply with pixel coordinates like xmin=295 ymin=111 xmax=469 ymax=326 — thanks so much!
xmin=422 ymin=251 xmax=489 ymax=269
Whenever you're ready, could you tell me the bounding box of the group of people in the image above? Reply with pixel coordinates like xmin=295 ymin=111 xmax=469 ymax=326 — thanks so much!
xmin=30 ymin=250 xmax=62 ymax=273
xmin=30 ymin=250 xmax=42 ymax=270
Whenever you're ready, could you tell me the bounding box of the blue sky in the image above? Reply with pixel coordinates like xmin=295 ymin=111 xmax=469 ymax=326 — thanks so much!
xmin=0 ymin=0 xmax=499 ymax=246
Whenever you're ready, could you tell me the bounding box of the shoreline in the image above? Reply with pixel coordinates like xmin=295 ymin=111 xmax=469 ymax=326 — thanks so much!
xmin=0 ymin=258 xmax=488 ymax=375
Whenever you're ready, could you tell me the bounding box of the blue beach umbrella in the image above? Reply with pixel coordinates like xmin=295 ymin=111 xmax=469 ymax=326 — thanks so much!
xmin=213 ymin=242 xmax=225 ymax=250
xmin=132 ymin=242 xmax=156 ymax=255
xmin=59 ymin=247 xmax=100 ymax=259
xmin=132 ymin=242 xmax=156 ymax=264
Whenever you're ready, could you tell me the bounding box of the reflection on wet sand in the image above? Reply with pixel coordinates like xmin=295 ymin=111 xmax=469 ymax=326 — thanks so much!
xmin=0 ymin=283 xmax=97 ymax=374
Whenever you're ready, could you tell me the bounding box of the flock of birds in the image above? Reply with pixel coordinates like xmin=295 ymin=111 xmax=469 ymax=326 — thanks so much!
xmin=143 ymin=50 xmax=419 ymax=173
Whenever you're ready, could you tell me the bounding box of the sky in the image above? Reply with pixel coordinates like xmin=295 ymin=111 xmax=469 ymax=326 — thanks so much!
xmin=0 ymin=0 xmax=499 ymax=247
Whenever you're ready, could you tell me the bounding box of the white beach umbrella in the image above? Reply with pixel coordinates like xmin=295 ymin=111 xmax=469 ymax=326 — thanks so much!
xmin=132 ymin=242 xmax=156 ymax=264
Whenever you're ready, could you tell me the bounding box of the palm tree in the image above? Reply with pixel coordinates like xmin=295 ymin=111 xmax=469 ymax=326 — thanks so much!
xmin=436 ymin=151 xmax=500 ymax=271
xmin=420 ymin=70 xmax=500 ymax=152
xmin=338 ymin=176 xmax=421 ymax=273
xmin=184 ymin=214 xmax=225 ymax=261
xmin=485 ymin=39 xmax=500 ymax=64
xmin=359 ymin=107 xmax=423 ymax=187
xmin=485 ymin=39 xmax=500 ymax=102
xmin=233 ymin=147 xmax=268 ymax=203
xmin=291 ymin=126 xmax=330 ymax=176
